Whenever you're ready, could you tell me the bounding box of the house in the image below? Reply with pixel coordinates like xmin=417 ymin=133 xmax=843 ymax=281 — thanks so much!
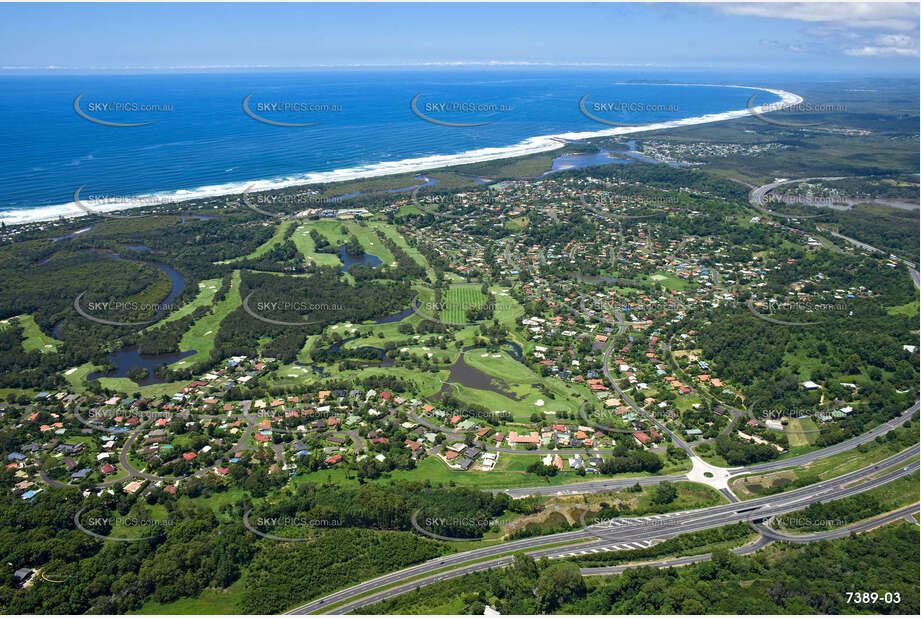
xmin=124 ymin=480 xmax=144 ymax=494
xmin=801 ymin=380 xmax=821 ymax=390
xmin=633 ymin=431 xmax=651 ymax=446
xmin=324 ymin=454 xmax=343 ymax=465
xmin=456 ymin=458 xmax=474 ymax=471
xmin=463 ymin=446 xmax=481 ymax=459
xmin=507 ymin=431 xmax=540 ymax=446
xmin=13 ymin=568 xmax=34 ymax=586
xmin=100 ymin=463 xmax=116 ymax=475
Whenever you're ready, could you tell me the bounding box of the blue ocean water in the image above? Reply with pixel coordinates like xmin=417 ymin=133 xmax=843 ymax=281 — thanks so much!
xmin=0 ymin=70 xmax=783 ymax=222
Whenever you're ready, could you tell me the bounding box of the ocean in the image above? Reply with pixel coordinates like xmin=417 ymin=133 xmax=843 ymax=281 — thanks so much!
xmin=0 ymin=70 xmax=790 ymax=224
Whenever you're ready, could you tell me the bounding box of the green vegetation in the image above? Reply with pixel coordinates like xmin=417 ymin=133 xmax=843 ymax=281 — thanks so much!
xmin=730 ymin=420 xmax=919 ymax=499
xmin=773 ymin=470 xmax=919 ymax=532
xmin=360 ymin=522 xmax=919 ymax=615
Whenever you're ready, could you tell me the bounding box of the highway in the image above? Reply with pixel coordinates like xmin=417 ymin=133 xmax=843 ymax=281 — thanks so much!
xmin=286 ymin=446 xmax=918 ymax=614
xmin=580 ymin=503 xmax=919 ymax=576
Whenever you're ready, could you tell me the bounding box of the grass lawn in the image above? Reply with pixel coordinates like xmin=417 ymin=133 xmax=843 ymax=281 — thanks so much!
xmin=450 ymin=383 xmax=582 ymax=423
xmin=171 ymin=270 xmax=242 ymax=367
xmin=141 ymin=278 xmax=222 ymax=332
xmin=491 ymin=287 xmax=525 ymax=325
xmin=729 ymin=426 xmax=919 ymax=500
xmin=644 ymin=271 xmax=689 ymax=291
xmin=343 ymin=222 xmax=395 ymax=265
xmin=368 ymin=221 xmax=433 ymax=281
xmin=3 ymin=314 xmax=62 ymax=353
xmin=289 ymin=223 xmax=342 ymax=268
xmin=63 ymin=362 xmax=104 ymax=390
xmin=784 ymin=417 xmax=818 ymax=448
xmin=463 ymin=349 xmax=536 ymax=383
xmin=441 ymin=284 xmax=488 ymax=324
xmin=308 ymin=219 xmax=351 ymax=245
xmin=290 ymin=451 xmax=681 ymax=491
xmin=887 ymin=299 xmax=919 ymax=317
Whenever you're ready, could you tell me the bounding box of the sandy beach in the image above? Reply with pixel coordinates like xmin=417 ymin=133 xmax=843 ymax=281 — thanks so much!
xmin=3 ymin=84 xmax=802 ymax=226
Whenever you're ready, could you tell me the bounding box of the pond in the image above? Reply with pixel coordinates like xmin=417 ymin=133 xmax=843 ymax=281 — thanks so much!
xmin=88 ymin=347 xmax=197 ymax=385
xmin=339 ymin=245 xmax=382 ymax=272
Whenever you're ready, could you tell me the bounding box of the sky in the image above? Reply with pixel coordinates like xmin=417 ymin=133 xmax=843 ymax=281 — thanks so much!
xmin=0 ymin=2 xmax=918 ymax=75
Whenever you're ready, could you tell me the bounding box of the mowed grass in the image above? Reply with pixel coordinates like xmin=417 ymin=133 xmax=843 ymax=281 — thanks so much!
xmin=463 ymin=349 xmax=536 ymax=383
xmin=785 ymin=417 xmax=819 ymax=448
xmin=644 ymin=271 xmax=689 ymax=291
xmin=451 ymin=382 xmax=582 ymax=423
xmin=344 ymin=222 xmax=395 ymax=266
xmin=309 ymin=219 xmax=351 ymax=245
xmin=289 ymin=222 xmax=341 ymax=267
xmin=141 ymin=278 xmax=222 ymax=332
xmin=171 ymin=270 xmax=242 ymax=367
xmin=369 ymin=221 xmax=433 ymax=281
xmin=441 ymin=284 xmax=488 ymax=324
xmin=3 ymin=314 xmax=62 ymax=352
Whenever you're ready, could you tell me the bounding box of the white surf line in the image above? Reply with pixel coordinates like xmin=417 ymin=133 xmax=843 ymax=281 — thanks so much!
xmin=3 ymin=84 xmax=801 ymax=225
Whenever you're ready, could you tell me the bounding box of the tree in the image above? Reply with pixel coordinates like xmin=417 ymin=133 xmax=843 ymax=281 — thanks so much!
xmin=536 ymin=561 xmax=585 ymax=611
xmin=652 ymin=481 xmax=678 ymax=505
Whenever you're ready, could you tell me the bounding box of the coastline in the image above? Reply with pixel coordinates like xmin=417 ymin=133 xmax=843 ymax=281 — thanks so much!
xmin=2 ymin=85 xmax=802 ymax=226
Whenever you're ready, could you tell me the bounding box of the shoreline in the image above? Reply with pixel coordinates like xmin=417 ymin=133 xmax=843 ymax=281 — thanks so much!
xmin=2 ymin=84 xmax=802 ymax=226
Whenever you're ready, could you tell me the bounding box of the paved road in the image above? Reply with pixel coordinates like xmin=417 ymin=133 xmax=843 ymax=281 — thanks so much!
xmin=601 ymin=337 xmax=695 ymax=458
xmin=749 ymin=176 xmax=848 ymax=218
xmin=580 ymin=503 xmax=918 ymax=576
xmin=288 ymin=448 xmax=918 ymax=614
